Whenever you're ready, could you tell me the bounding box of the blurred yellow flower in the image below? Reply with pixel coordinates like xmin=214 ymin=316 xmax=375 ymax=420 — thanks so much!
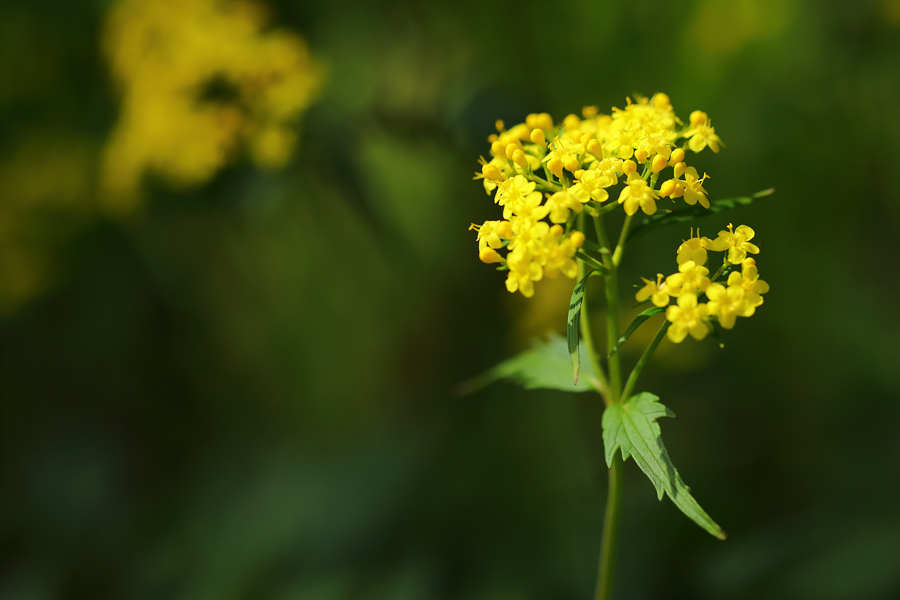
xmin=101 ymin=0 xmax=322 ymax=212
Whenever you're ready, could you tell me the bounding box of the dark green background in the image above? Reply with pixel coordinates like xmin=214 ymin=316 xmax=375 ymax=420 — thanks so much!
xmin=2 ymin=0 xmax=900 ymax=598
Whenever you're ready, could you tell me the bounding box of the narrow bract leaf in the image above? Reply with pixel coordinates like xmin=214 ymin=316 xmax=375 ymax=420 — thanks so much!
xmin=626 ymin=188 xmax=775 ymax=246
xmin=456 ymin=333 xmax=601 ymax=395
xmin=567 ymin=271 xmax=600 ymax=384
xmin=581 ymin=239 xmax=610 ymax=256
xmin=608 ymin=306 xmax=666 ymax=359
xmin=574 ymin=251 xmax=609 ymax=275
xmin=602 ymin=392 xmax=726 ymax=539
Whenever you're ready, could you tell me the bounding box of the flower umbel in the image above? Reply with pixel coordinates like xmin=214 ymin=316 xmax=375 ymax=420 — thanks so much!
xmin=636 ymin=225 xmax=770 ymax=342
xmin=468 ymin=94 xmax=727 ymax=297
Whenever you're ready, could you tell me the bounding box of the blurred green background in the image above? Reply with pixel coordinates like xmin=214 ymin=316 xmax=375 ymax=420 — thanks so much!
xmin=2 ymin=0 xmax=900 ymax=598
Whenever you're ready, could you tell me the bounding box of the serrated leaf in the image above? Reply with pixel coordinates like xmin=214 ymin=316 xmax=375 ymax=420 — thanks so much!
xmin=608 ymin=306 xmax=666 ymax=359
xmin=602 ymin=392 xmax=726 ymax=539
xmin=567 ymin=270 xmax=602 ymax=384
xmin=626 ymin=188 xmax=775 ymax=247
xmin=456 ymin=333 xmax=601 ymax=395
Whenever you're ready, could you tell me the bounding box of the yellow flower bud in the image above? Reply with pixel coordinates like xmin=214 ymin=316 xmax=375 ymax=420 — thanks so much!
xmin=652 ymin=93 xmax=671 ymax=109
xmin=635 ymin=149 xmax=649 ymax=163
xmin=563 ymin=114 xmax=580 ymax=130
xmin=488 ymin=133 xmax=498 ymax=143
xmin=674 ymin=162 xmax=686 ymax=178
xmin=574 ymin=169 xmax=586 ymax=179
xmin=659 ymin=179 xmax=677 ymax=197
xmin=496 ymin=221 xmax=512 ymax=238
xmin=549 ymin=224 xmax=564 ymax=237
xmin=490 ymin=140 xmax=504 ymax=156
xmin=571 ymin=129 xmax=584 ymax=143
xmin=670 ymin=148 xmax=685 ymax=164
xmin=651 ymin=154 xmax=667 ymax=173
xmin=505 ymin=143 xmax=517 ymax=160
xmin=564 ymin=157 xmax=580 ymax=173
xmin=586 ymin=139 xmax=603 ymax=157
xmin=535 ymin=112 xmax=553 ymax=130
xmin=569 ymin=230 xmax=586 ymax=248
xmin=689 ymin=110 xmax=708 ymax=127
xmin=479 ymin=247 xmax=502 ymax=264
xmin=622 ymin=160 xmax=637 ymax=174
xmin=512 ymin=149 xmax=528 ymax=169
xmin=528 ymin=112 xmax=553 ymax=131
xmin=495 ymin=119 xmax=505 ymax=132
xmin=548 ymin=158 xmax=564 ymax=179
xmin=582 ymin=105 xmax=599 ymax=117
xmin=530 ymin=128 xmax=545 ymax=145
xmin=482 ymin=163 xmax=502 ymax=181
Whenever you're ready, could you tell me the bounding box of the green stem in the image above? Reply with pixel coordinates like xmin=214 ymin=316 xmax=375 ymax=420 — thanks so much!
xmin=586 ymin=213 xmax=628 ymax=600
xmin=594 ymin=452 xmax=623 ymax=600
xmin=577 ymin=253 xmax=609 ymax=398
xmin=596 ymin=201 xmax=621 ymax=217
xmin=611 ymin=214 xmax=633 ymax=267
xmin=531 ymin=173 xmax=563 ymax=192
xmin=592 ymin=213 xmax=621 ymax=401
xmin=621 ymin=320 xmax=670 ymax=402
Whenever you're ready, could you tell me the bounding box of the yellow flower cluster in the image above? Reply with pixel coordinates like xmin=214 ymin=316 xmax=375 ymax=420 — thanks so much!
xmin=470 ymin=94 xmax=723 ymax=297
xmin=635 ymin=225 xmax=769 ymax=343
xmin=101 ymin=0 xmax=322 ymax=212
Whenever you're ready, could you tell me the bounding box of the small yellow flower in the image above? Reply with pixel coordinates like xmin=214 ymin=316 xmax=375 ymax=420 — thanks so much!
xmin=681 ymin=167 xmax=710 ymax=209
xmin=569 ymin=169 xmax=611 ymax=205
xmin=605 ymin=122 xmax=641 ymax=159
xmin=541 ymin=228 xmax=582 ymax=279
xmin=665 ymin=260 xmax=710 ymax=296
xmin=593 ymin=157 xmax=623 ymax=186
xmin=686 ymin=122 xmax=722 ymax=153
xmin=542 ymin=136 xmax=584 ymax=174
xmin=638 ymin=130 xmax=674 ymax=161
xmin=469 ymin=220 xmax=506 ymax=251
xmin=505 ymin=247 xmax=543 ymax=298
xmin=617 ymin=173 xmax=659 ymax=216
xmin=507 ymin=215 xmax=549 ymax=253
xmin=666 ymin=293 xmax=709 ymax=343
xmin=704 ymin=282 xmax=749 ymax=329
xmin=708 ymin=224 xmax=760 ymax=264
xmin=676 ymin=230 xmax=713 ymax=266
xmin=636 ymin=274 xmax=670 ymax=307
xmin=544 ymin=191 xmax=583 ymax=224
xmin=726 ymin=258 xmax=769 ymax=308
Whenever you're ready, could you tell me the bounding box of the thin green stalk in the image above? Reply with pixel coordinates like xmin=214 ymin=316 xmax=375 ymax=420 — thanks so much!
xmin=621 ymin=320 xmax=670 ymax=402
xmin=577 ymin=251 xmax=609 ymax=399
xmin=594 ymin=453 xmax=623 ymax=600
xmin=592 ymin=213 xmax=621 ymax=401
xmin=589 ymin=210 xmax=624 ymax=600
xmin=611 ymin=214 xmax=633 ymax=267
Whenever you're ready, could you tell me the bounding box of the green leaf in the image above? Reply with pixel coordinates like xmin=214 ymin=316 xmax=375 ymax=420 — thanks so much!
xmin=608 ymin=306 xmax=666 ymax=359
xmin=574 ymin=251 xmax=609 ymax=275
xmin=456 ymin=333 xmax=601 ymax=395
xmin=625 ymin=188 xmax=775 ymax=246
xmin=567 ymin=270 xmax=602 ymax=384
xmin=581 ymin=239 xmax=610 ymax=256
xmin=602 ymin=392 xmax=726 ymax=539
